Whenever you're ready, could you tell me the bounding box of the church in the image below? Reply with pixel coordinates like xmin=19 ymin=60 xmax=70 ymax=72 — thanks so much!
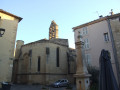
xmin=13 ymin=21 xmax=76 ymax=85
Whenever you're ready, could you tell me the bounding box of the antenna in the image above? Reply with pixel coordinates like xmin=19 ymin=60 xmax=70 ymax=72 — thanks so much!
xmin=96 ymin=11 xmax=100 ymax=17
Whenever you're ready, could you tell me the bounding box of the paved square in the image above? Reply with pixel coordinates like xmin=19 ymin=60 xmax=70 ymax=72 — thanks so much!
xmin=10 ymin=84 xmax=76 ymax=90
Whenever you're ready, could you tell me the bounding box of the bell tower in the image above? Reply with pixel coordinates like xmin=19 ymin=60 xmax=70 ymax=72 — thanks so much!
xmin=49 ymin=20 xmax=58 ymax=40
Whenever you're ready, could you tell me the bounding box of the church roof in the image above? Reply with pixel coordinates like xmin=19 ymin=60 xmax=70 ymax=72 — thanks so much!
xmin=22 ymin=38 xmax=68 ymax=47
xmin=0 ymin=9 xmax=22 ymax=22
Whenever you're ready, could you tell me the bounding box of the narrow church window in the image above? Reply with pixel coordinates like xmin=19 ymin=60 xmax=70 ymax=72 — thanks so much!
xmin=56 ymin=47 xmax=59 ymax=67
xmin=46 ymin=47 xmax=50 ymax=55
xmin=29 ymin=49 xmax=32 ymax=57
xmin=38 ymin=56 xmax=40 ymax=72
xmin=29 ymin=49 xmax=32 ymax=70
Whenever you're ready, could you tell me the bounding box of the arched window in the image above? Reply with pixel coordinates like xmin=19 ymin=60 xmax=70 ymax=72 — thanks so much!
xmin=56 ymin=47 xmax=59 ymax=67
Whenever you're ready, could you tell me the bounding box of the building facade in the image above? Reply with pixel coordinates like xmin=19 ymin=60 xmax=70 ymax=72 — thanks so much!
xmin=73 ymin=13 xmax=120 ymax=87
xmin=13 ymin=21 xmax=76 ymax=84
xmin=0 ymin=9 xmax=22 ymax=86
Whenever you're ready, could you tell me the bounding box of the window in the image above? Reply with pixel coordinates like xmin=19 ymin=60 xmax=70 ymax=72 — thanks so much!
xmin=29 ymin=49 xmax=32 ymax=57
xmin=84 ymin=38 xmax=90 ymax=49
xmin=29 ymin=49 xmax=32 ymax=70
xmin=82 ymin=27 xmax=88 ymax=35
xmin=46 ymin=47 xmax=50 ymax=55
xmin=85 ymin=54 xmax=91 ymax=65
xmin=104 ymin=33 xmax=109 ymax=42
xmin=78 ymin=31 xmax=82 ymax=36
xmin=61 ymin=80 xmax=64 ymax=82
xmin=38 ymin=56 xmax=40 ymax=72
xmin=56 ymin=47 xmax=60 ymax=67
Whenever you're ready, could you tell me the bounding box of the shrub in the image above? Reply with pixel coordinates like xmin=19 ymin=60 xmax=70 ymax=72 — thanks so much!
xmin=87 ymin=66 xmax=99 ymax=90
xmin=66 ymin=85 xmax=73 ymax=89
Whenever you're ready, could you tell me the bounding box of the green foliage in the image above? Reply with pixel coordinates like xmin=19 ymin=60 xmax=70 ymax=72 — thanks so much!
xmin=66 ymin=85 xmax=73 ymax=89
xmin=87 ymin=66 xmax=99 ymax=90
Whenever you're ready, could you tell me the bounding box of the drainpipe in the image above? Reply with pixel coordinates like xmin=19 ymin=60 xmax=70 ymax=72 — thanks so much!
xmin=107 ymin=19 xmax=120 ymax=88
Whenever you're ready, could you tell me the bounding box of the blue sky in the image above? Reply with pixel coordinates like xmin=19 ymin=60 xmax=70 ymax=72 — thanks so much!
xmin=1 ymin=0 xmax=120 ymax=48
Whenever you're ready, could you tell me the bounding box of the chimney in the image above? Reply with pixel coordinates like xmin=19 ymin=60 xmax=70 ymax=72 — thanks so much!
xmin=110 ymin=9 xmax=114 ymax=15
xmin=99 ymin=15 xmax=103 ymax=18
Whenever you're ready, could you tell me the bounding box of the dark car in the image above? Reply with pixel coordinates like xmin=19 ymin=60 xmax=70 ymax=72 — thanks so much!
xmin=52 ymin=79 xmax=69 ymax=87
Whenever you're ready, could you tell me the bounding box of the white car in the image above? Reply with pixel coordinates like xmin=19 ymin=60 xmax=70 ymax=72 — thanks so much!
xmin=52 ymin=79 xmax=69 ymax=87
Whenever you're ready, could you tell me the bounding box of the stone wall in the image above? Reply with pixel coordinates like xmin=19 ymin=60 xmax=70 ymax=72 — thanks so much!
xmin=110 ymin=17 xmax=120 ymax=84
xmin=0 ymin=11 xmax=20 ymax=86
xmin=15 ymin=40 xmax=75 ymax=84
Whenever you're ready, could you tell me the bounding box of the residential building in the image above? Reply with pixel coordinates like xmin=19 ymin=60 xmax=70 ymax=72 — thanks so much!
xmin=73 ymin=13 xmax=120 ymax=87
xmin=0 ymin=9 xmax=22 ymax=87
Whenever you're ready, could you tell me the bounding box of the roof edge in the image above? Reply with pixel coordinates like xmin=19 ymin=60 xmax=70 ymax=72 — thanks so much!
xmin=0 ymin=9 xmax=22 ymax=22
xmin=72 ymin=13 xmax=120 ymax=31
xmin=21 ymin=38 xmax=68 ymax=47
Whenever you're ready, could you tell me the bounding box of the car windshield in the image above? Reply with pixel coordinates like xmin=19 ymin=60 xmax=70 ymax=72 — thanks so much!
xmin=55 ymin=80 xmax=61 ymax=83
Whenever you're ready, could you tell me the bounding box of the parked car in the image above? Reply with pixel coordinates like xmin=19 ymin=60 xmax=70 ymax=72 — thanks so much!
xmin=52 ymin=79 xmax=69 ymax=87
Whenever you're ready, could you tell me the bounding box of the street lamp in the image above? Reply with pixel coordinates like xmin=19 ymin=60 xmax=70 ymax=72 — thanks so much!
xmin=0 ymin=28 xmax=5 ymax=37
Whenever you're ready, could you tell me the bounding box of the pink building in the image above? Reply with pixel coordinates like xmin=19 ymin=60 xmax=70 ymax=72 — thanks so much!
xmin=73 ymin=13 xmax=120 ymax=87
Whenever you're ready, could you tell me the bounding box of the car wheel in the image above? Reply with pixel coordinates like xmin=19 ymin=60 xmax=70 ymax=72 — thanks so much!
xmin=57 ymin=85 xmax=60 ymax=88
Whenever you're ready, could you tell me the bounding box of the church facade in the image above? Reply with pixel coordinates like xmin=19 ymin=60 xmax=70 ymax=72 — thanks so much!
xmin=13 ymin=21 xmax=76 ymax=84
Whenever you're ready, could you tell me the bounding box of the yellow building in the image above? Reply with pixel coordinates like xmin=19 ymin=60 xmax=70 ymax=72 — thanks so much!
xmin=0 ymin=9 xmax=22 ymax=86
xmin=13 ymin=21 xmax=76 ymax=85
